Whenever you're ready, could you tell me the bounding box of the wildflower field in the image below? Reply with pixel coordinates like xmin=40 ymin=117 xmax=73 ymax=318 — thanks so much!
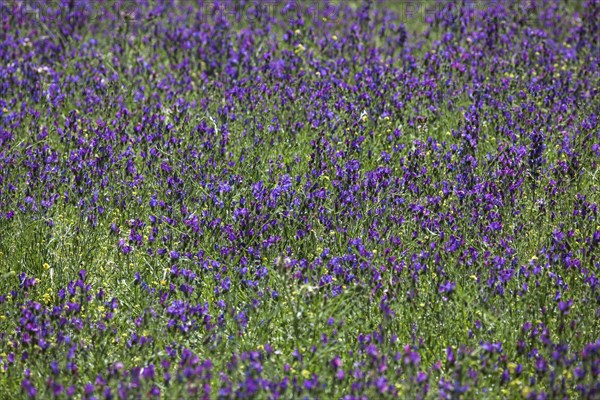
xmin=0 ymin=0 xmax=599 ymax=398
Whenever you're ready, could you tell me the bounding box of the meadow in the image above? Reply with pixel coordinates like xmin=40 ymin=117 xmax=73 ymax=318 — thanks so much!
xmin=0 ymin=0 xmax=599 ymax=398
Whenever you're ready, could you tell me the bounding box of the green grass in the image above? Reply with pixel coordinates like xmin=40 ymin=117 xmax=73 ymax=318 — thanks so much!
xmin=1 ymin=0 xmax=599 ymax=398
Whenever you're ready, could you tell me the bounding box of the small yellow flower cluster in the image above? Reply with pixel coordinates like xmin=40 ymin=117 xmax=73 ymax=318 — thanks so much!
xmin=42 ymin=291 xmax=53 ymax=305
